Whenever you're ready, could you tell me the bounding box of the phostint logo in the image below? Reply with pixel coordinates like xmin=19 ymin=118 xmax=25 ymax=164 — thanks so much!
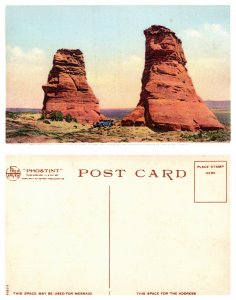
xmin=6 ymin=166 xmax=21 ymax=181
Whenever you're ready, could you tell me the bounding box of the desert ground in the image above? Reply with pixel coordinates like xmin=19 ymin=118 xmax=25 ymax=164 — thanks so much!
xmin=6 ymin=110 xmax=230 ymax=143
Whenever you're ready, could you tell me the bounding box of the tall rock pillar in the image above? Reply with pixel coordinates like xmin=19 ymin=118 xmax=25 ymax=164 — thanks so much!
xmin=42 ymin=49 xmax=105 ymax=124
xmin=122 ymin=25 xmax=224 ymax=131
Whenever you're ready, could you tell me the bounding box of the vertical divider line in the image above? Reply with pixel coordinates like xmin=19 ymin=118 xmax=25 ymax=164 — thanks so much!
xmin=109 ymin=185 xmax=111 ymax=293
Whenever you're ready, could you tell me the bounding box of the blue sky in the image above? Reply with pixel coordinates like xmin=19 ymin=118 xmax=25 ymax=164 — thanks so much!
xmin=6 ymin=5 xmax=230 ymax=108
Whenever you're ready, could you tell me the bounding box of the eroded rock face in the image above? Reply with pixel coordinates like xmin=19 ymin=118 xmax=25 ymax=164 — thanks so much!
xmin=42 ymin=49 xmax=105 ymax=123
xmin=122 ymin=25 xmax=224 ymax=131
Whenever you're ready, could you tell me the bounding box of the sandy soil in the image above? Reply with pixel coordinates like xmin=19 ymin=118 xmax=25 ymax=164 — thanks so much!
xmin=6 ymin=113 xmax=230 ymax=143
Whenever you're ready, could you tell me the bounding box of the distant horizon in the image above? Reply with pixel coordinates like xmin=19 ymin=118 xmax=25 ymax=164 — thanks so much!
xmin=6 ymin=99 xmax=231 ymax=111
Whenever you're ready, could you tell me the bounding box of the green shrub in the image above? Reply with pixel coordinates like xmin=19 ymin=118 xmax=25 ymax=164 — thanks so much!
xmin=56 ymin=111 xmax=63 ymax=121
xmin=65 ymin=114 xmax=72 ymax=123
xmin=49 ymin=111 xmax=56 ymax=121
xmin=181 ymin=130 xmax=230 ymax=142
xmin=50 ymin=111 xmax=63 ymax=121
xmin=206 ymin=130 xmax=230 ymax=142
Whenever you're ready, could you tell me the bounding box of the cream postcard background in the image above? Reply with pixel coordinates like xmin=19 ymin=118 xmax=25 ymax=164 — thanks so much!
xmin=1 ymin=0 xmax=235 ymax=299
xmin=6 ymin=156 xmax=230 ymax=295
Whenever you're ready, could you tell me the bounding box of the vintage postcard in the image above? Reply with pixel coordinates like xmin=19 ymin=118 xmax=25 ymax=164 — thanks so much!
xmin=5 ymin=5 xmax=230 ymax=143
xmin=5 ymin=155 xmax=230 ymax=295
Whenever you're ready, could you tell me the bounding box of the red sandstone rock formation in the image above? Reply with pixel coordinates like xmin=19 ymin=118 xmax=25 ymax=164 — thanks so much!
xmin=122 ymin=25 xmax=224 ymax=131
xmin=42 ymin=49 xmax=105 ymax=123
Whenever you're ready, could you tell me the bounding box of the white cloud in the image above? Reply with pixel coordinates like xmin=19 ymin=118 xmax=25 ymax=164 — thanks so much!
xmin=7 ymin=46 xmax=47 ymax=65
xmin=182 ymin=23 xmax=230 ymax=58
xmin=6 ymin=46 xmax=50 ymax=108
xmin=184 ymin=29 xmax=202 ymax=38
xmin=204 ymin=23 xmax=229 ymax=37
